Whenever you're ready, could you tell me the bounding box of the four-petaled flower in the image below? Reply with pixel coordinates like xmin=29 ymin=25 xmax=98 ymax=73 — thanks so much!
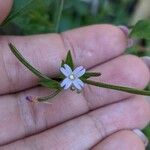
xmin=60 ymin=64 xmax=86 ymax=91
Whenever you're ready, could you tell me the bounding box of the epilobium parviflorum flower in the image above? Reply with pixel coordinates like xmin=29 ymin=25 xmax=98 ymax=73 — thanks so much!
xmin=8 ymin=43 xmax=150 ymax=103
xmin=60 ymin=64 xmax=85 ymax=91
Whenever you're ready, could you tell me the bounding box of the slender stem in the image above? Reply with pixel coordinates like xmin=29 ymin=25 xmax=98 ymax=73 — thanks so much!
xmin=9 ymin=43 xmax=49 ymax=80
xmin=54 ymin=0 xmax=64 ymax=32
xmin=83 ymin=79 xmax=150 ymax=96
xmin=37 ymin=90 xmax=61 ymax=102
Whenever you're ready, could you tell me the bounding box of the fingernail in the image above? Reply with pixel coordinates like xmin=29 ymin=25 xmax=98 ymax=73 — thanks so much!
xmin=118 ymin=25 xmax=129 ymax=36
xmin=118 ymin=25 xmax=135 ymax=48
xmin=141 ymin=56 xmax=150 ymax=69
xmin=127 ymin=38 xmax=135 ymax=48
xmin=133 ymin=129 xmax=149 ymax=147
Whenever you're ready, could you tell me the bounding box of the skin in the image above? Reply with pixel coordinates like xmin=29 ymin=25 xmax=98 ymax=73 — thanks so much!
xmin=0 ymin=1 xmax=150 ymax=150
xmin=0 ymin=0 xmax=13 ymax=24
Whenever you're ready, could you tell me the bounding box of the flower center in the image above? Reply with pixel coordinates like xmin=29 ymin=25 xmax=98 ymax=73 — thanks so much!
xmin=69 ymin=74 xmax=75 ymax=80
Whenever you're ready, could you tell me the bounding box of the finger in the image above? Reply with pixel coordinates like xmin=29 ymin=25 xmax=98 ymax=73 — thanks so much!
xmin=1 ymin=96 xmax=150 ymax=149
xmin=0 ymin=55 xmax=149 ymax=145
xmin=92 ymin=130 xmax=145 ymax=150
xmin=0 ymin=24 xmax=127 ymax=94
xmin=142 ymin=56 xmax=150 ymax=70
xmin=0 ymin=0 xmax=13 ymax=24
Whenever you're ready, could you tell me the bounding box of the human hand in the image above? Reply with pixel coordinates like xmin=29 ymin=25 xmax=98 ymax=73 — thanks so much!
xmin=0 ymin=1 xmax=150 ymax=150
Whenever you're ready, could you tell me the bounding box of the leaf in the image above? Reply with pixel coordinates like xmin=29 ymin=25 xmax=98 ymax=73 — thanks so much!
xmin=61 ymin=60 xmax=65 ymax=67
xmin=1 ymin=0 xmax=34 ymax=26
xmin=9 ymin=43 xmax=49 ymax=79
xmin=53 ymin=0 xmax=64 ymax=32
xmin=37 ymin=89 xmax=61 ymax=102
xmin=9 ymin=43 xmax=61 ymax=89
xmin=130 ymin=20 xmax=150 ymax=40
xmin=65 ymin=50 xmax=74 ymax=69
xmin=81 ymin=72 xmax=101 ymax=79
xmin=143 ymin=125 xmax=150 ymax=140
xmin=39 ymin=79 xmax=61 ymax=90
xmin=83 ymin=79 xmax=150 ymax=96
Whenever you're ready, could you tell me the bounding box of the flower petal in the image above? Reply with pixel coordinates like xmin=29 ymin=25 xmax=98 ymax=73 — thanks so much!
xmin=60 ymin=78 xmax=70 ymax=88
xmin=64 ymin=64 xmax=72 ymax=75
xmin=76 ymin=79 xmax=84 ymax=87
xmin=73 ymin=66 xmax=84 ymax=75
xmin=64 ymin=80 xmax=72 ymax=90
xmin=60 ymin=67 xmax=69 ymax=77
xmin=76 ymin=68 xmax=86 ymax=77
xmin=73 ymin=79 xmax=83 ymax=90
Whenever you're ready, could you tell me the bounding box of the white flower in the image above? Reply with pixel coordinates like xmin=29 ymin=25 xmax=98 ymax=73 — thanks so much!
xmin=60 ymin=64 xmax=86 ymax=90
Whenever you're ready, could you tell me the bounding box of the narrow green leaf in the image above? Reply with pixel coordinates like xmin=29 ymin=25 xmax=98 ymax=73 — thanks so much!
xmin=83 ymin=79 xmax=150 ymax=96
xmin=37 ymin=89 xmax=61 ymax=102
xmin=1 ymin=0 xmax=34 ymax=26
xmin=9 ymin=43 xmax=62 ymax=90
xmin=81 ymin=72 xmax=101 ymax=79
xmin=9 ymin=43 xmax=58 ymax=88
xmin=61 ymin=60 xmax=65 ymax=67
xmin=39 ymin=79 xmax=61 ymax=90
xmin=53 ymin=0 xmax=64 ymax=32
xmin=65 ymin=50 xmax=74 ymax=69
xmin=130 ymin=20 xmax=150 ymax=40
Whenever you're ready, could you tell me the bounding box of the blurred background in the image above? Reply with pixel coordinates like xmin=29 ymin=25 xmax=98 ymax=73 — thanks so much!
xmin=0 ymin=0 xmax=150 ymax=149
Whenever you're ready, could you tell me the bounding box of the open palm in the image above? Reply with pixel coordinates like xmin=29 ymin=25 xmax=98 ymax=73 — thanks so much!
xmin=0 ymin=1 xmax=150 ymax=150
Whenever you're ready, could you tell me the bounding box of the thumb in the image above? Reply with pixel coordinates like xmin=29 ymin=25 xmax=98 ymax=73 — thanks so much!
xmin=0 ymin=0 xmax=13 ymax=24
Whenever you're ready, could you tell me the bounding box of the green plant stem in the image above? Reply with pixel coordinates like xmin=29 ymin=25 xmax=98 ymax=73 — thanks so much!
xmin=54 ymin=0 xmax=64 ymax=32
xmin=83 ymin=79 xmax=150 ymax=96
xmin=38 ymin=90 xmax=61 ymax=102
xmin=9 ymin=43 xmax=49 ymax=80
